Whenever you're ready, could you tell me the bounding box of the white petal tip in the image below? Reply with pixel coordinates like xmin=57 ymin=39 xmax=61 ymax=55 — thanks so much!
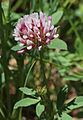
xmin=27 ymin=46 xmax=32 ymax=50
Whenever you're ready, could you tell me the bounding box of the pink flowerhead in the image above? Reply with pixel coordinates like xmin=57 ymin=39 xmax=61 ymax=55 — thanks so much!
xmin=13 ymin=12 xmax=59 ymax=53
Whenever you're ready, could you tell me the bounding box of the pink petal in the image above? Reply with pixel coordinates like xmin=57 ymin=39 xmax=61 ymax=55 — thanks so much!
xmin=44 ymin=38 xmax=50 ymax=45
xmin=17 ymin=49 xmax=25 ymax=54
xmin=40 ymin=11 xmax=46 ymax=22
xmin=48 ymin=16 xmax=52 ymax=21
xmin=19 ymin=43 xmax=24 ymax=47
xmin=38 ymin=46 xmax=42 ymax=51
xmin=50 ymin=25 xmax=54 ymax=30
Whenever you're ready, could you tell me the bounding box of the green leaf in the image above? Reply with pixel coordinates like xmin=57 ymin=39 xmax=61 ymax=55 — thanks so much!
xmin=57 ymin=85 xmax=68 ymax=111
xmin=61 ymin=112 xmax=72 ymax=120
xmin=14 ymin=97 xmax=40 ymax=109
xmin=1 ymin=72 xmax=5 ymax=85
xmin=1 ymin=2 xmax=8 ymax=17
xmin=36 ymin=103 xmax=45 ymax=117
xmin=66 ymin=96 xmax=83 ymax=111
xmin=19 ymin=87 xmax=36 ymax=96
xmin=75 ymin=38 xmax=83 ymax=55
xmin=47 ymin=38 xmax=67 ymax=50
xmin=63 ymin=75 xmax=83 ymax=81
xmin=52 ymin=11 xmax=63 ymax=25
xmin=11 ymin=44 xmax=26 ymax=51
xmin=56 ymin=56 xmax=70 ymax=66
xmin=11 ymin=12 xmax=23 ymax=21
xmin=0 ymin=108 xmax=5 ymax=118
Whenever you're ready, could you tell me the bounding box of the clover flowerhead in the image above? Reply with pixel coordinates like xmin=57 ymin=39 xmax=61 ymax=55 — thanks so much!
xmin=13 ymin=12 xmax=59 ymax=54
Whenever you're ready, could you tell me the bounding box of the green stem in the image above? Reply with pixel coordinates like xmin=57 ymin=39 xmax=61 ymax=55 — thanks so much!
xmin=65 ymin=11 xmax=81 ymax=40
xmin=32 ymin=0 xmax=36 ymax=11
xmin=12 ymin=60 xmax=36 ymax=120
xmin=24 ymin=60 xmax=36 ymax=87
xmin=50 ymin=0 xmax=52 ymax=7
xmin=25 ymin=53 xmax=81 ymax=76
xmin=25 ymin=53 xmax=65 ymax=68
xmin=40 ymin=51 xmax=48 ymax=88
xmin=39 ymin=50 xmax=54 ymax=120
xmin=12 ymin=0 xmax=23 ymax=12
xmin=39 ymin=0 xmax=43 ymax=11
xmin=60 ymin=1 xmax=81 ymax=41
xmin=0 ymin=2 xmax=11 ymax=117
xmin=18 ymin=60 xmax=36 ymax=120
xmin=7 ymin=0 xmax=11 ymax=21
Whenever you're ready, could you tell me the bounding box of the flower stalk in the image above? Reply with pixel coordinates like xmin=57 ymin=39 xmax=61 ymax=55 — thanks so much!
xmin=39 ymin=50 xmax=54 ymax=120
xmin=18 ymin=60 xmax=36 ymax=120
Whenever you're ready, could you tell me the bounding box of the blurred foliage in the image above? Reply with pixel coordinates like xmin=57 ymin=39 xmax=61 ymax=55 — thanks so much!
xmin=0 ymin=0 xmax=83 ymax=120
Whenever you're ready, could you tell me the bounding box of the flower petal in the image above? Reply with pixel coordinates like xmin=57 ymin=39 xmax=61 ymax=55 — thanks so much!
xmin=27 ymin=46 xmax=32 ymax=50
xmin=38 ymin=46 xmax=42 ymax=51
xmin=17 ymin=49 xmax=25 ymax=54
